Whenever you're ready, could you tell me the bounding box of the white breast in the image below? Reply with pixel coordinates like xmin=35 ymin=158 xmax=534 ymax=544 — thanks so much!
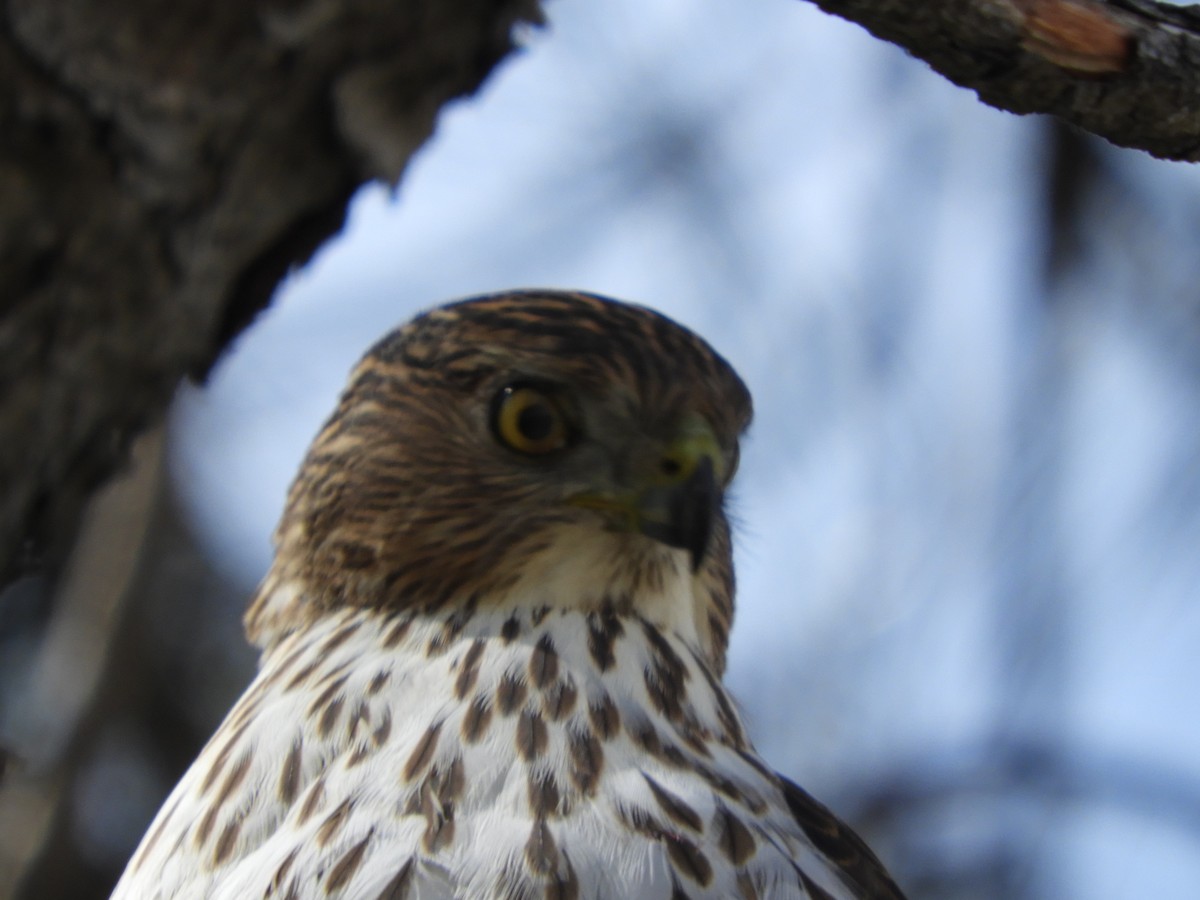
xmin=110 ymin=601 xmax=853 ymax=899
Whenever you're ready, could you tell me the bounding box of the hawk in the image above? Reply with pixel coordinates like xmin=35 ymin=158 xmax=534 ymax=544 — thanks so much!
xmin=112 ymin=290 xmax=904 ymax=899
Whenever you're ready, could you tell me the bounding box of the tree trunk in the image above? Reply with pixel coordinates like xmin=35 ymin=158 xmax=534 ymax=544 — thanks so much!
xmin=0 ymin=0 xmax=541 ymax=590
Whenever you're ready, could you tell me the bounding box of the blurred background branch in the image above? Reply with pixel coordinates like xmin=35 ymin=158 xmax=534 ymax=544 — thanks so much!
xmin=0 ymin=429 xmax=162 ymax=896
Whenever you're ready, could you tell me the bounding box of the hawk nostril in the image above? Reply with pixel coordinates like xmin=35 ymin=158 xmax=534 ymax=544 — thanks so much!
xmin=660 ymin=457 xmax=683 ymax=477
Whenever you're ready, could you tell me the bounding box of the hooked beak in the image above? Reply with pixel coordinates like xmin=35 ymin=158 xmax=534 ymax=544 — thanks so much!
xmin=636 ymin=454 xmax=718 ymax=570
xmin=569 ymin=419 xmax=724 ymax=571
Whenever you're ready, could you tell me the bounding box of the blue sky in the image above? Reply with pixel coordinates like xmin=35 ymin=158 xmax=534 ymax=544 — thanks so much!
xmin=166 ymin=0 xmax=1200 ymax=894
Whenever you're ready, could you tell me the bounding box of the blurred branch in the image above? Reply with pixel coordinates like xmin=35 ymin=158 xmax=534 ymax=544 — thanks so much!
xmin=0 ymin=0 xmax=542 ymax=592
xmin=0 ymin=428 xmax=163 ymax=897
xmin=848 ymin=737 xmax=1200 ymax=895
xmin=802 ymin=0 xmax=1200 ymax=161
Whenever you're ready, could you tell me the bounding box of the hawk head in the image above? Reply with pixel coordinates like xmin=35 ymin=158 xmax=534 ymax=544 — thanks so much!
xmin=247 ymin=290 xmax=752 ymax=673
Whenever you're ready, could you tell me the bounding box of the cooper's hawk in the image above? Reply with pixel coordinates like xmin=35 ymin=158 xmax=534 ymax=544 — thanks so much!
xmin=112 ymin=291 xmax=904 ymax=899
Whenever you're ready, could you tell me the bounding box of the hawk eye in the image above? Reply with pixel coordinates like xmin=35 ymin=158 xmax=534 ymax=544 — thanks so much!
xmin=492 ymin=384 xmax=571 ymax=456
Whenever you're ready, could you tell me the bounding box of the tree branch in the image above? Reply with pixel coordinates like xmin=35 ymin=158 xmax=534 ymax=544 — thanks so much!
xmin=803 ymin=0 xmax=1200 ymax=161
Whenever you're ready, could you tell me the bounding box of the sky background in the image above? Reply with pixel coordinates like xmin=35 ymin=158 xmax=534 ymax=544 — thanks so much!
xmin=16 ymin=0 xmax=1200 ymax=896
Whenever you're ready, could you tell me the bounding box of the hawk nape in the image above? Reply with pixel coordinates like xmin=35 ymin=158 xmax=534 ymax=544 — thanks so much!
xmin=112 ymin=290 xmax=905 ymax=899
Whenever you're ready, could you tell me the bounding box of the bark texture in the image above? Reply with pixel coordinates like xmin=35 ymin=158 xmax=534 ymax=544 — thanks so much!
xmin=805 ymin=0 xmax=1200 ymax=161
xmin=0 ymin=0 xmax=541 ymax=588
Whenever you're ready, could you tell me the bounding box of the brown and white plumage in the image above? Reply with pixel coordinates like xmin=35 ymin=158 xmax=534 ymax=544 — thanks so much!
xmin=112 ymin=290 xmax=905 ymax=899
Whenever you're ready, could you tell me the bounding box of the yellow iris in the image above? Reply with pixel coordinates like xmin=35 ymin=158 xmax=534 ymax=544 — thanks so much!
xmin=493 ymin=385 xmax=570 ymax=455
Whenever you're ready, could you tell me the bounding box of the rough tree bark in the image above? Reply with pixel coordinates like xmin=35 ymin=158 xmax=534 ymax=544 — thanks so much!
xmin=0 ymin=0 xmax=541 ymax=591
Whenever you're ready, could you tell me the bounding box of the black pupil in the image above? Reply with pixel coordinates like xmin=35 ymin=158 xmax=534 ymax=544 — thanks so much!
xmin=517 ymin=403 xmax=556 ymax=442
